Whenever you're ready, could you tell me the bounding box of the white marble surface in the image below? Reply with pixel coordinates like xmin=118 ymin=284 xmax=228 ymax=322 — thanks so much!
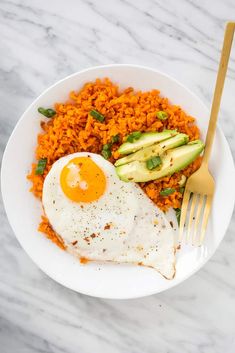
xmin=0 ymin=0 xmax=235 ymax=352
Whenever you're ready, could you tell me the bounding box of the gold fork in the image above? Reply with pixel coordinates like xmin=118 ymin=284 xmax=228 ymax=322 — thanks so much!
xmin=179 ymin=22 xmax=235 ymax=246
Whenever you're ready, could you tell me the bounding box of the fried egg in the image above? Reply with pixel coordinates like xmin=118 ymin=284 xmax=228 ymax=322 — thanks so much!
xmin=42 ymin=152 xmax=176 ymax=279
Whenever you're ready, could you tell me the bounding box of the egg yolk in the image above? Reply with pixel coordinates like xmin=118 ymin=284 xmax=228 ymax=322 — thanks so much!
xmin=60 ymin=157 xmax=106 ymax=202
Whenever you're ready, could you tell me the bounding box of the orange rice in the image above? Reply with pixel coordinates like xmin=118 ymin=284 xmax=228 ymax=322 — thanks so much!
xmin=28 ymin=78 xmax=201 ymax=248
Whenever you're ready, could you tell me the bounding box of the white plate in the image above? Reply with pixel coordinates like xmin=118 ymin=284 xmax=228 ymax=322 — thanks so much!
xmin=1 ymin=64 xmax=235 ymax=299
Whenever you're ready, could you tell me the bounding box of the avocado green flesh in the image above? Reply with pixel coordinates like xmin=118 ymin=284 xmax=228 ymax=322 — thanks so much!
xmin=115 ymin=140 xmax=205 ymax=182
xmin=118 ymin=130 xmax=177 ymax=155
xmin=115 ymin=133 xmax=189 ymax=167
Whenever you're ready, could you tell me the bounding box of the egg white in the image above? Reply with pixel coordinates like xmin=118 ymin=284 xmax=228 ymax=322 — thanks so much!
xmin=42 ymin=152 xmax=176 ymax=279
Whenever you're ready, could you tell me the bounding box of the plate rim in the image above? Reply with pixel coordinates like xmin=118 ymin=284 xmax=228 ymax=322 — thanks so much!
xmin=1 ymin=63 xmax=235 ymax=299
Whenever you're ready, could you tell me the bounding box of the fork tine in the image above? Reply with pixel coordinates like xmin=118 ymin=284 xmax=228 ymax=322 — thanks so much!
xmin=178 ymin=190 xmax=190 ymax=243
xmin=192 ymin=194 xmax=205 ymax=246
xmin=186 ymin=193 xmax=198 ymax=244
xmin=199 ymin=196 xmax=212 ymax=245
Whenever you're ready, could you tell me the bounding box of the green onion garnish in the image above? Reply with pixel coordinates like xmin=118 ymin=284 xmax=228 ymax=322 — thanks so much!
xmin=111 ymin=134 xmax=120 ymax=144
xmin=126 ymin=131 xmax=142 ymax=143
xmin=179 ymin=187 xmax=185 ymax=194
xmin=38 ymin=107 xmax=56 ymax=118
xmin=101 ymin=149 xmax=112 ymax=160
xmin=103 ymin=143 xmax=112 ymax=151
xmin=160 ymin=188 xmax=176 ymax=196
xmin=90 ymin=109 xmax=105 ymax=122
xmin=156 ymin=111 xmax=168 ymax=120
xmin=101 ymin=135 xmax=120 ymax=159
xmin=174 ymin=208 xmax=181 ymax=226
xmin=146 ymin=156 xmax=162 ymax=170
xmin=101 ymin=143 xmax=112 ymax=159
xmin=35 ymin=158 xmax=47 ymax=175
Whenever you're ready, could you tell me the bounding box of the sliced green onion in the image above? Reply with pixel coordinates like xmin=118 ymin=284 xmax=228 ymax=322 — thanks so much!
xmin=101 ymin=135 xmax=120 ymax=159
xmin=160 ymin=188 xmax=176 ymax=196
xmin=35 ymin=158 xmax=47 ymax=175
xmin=179 ymin=187 xmax=185 ymax=194
xmin=126 ymin=131 xmax=142 ymax=143
xmin=103 ymin=143 xmax=112 ymax=151
xmin=38 ymin=107 xmax=56 ymax=118
xmin=101 ymin=143 xmax=112 ymax=159
xmin=156 ymin=111 xmax=168 ymax=120
xmin=174 ymin=208 xmax=181 ymax=226
xmin=101 ymin=149 xmax=112 ymax=160
xmin=146 ymin=156 xmax=162 ymax=170
xmin=90 ymin=109 xmax=105 ymax=122
xmin=111 ymin=134 xmax=120 ymax=144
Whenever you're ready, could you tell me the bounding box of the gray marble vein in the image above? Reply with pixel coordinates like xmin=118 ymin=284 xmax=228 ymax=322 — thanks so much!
xmin=0 ymin=0 xmax=235 ymax=352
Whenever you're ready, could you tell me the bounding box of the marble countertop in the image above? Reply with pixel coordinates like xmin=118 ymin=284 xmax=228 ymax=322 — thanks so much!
xmin=1 ymin=0 xmax=235 ymax=352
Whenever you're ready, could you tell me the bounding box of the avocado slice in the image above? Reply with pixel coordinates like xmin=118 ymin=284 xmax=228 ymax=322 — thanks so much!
xmin=118 ymin=130 xmax=178 ymax=155
xmin=115 ymin=140 xmax=204 ymax=182
xmin=115 ymin=133 xmax=189 ymax=167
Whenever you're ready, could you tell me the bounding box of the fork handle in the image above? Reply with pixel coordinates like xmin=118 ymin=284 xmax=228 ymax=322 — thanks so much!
xmin=202 ymin=22 xmax=235 ymax=166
